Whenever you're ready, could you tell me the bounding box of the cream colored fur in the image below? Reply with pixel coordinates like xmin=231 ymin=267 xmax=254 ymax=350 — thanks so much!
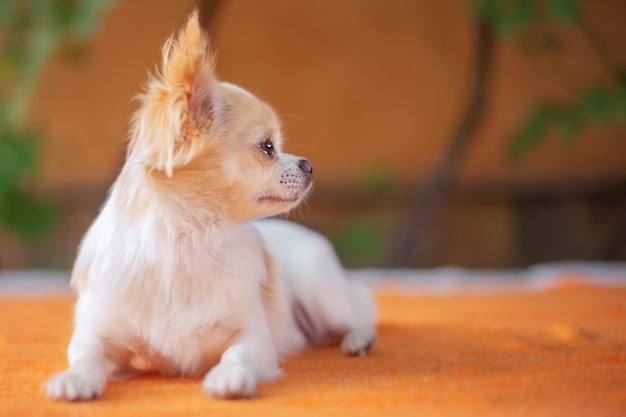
xmin=45 ymin=10 xmax=376 ymax=401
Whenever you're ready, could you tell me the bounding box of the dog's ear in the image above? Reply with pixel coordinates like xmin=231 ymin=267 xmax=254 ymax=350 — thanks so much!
xmin=129 ymin=10 xmax=217 ymax=177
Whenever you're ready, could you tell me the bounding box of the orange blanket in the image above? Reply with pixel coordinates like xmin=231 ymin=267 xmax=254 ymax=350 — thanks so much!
xmin=1 ymin=283 xmax=625 ymax=416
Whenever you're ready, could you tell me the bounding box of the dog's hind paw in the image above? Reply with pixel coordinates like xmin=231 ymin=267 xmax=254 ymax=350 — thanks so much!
xmin=203 ymin=363 xmax=256 ymax=400
xmin=45 ymin=369 xmax=105 ymax=401
xmin=341 ymin=328 xmax=376 ymax=356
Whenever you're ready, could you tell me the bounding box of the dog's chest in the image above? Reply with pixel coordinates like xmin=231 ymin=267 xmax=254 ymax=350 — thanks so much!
xmin=88 ymin=223 xmax=267 ymax=376
xmin=122 ymin=318 xmax=239 ymax=377
xmin=113 ymin=259 xmax=261 ymax=376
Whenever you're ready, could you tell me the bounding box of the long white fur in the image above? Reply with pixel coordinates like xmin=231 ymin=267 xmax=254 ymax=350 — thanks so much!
xmin=45 ymin=10 xmax=376 ymax=401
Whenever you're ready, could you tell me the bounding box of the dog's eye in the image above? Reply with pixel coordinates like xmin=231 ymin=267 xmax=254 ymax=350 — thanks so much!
xmin=259 ymin=139 xmax=275 ymax=159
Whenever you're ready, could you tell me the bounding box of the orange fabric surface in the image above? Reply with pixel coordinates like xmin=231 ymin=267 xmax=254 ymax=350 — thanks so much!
xmin=1 ymin=283 xmax=625 ymax=416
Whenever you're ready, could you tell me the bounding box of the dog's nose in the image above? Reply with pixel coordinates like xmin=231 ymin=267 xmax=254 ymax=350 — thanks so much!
xmin=298 ymin=159 xmax=313 ymax=176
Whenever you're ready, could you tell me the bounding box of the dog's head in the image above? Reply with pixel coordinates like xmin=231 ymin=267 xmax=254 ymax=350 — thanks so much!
xmin=127 ymin=11 xmax=312 ymax=223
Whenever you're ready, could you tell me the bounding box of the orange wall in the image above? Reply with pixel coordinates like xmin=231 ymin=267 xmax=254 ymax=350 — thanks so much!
xmin=29 ymin=0 xmax=626 ymax=190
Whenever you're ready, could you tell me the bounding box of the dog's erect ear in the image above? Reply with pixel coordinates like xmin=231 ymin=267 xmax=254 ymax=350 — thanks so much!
xmin=129 ymin=10 xmax=217 ymax=176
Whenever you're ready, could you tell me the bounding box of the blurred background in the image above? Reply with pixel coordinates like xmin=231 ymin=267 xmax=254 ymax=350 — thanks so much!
xmin=0 ymin=0 xmax=625 ymax=270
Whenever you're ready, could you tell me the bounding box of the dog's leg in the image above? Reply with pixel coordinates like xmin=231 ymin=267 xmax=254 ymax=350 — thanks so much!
xmin=337 ymin=279 xmax=377 ymax=356
xmin=202 ymin=330 xmax=279 ymax=399
xmin=292 ymin=241 xmax=377 ymax=355
xmin=253 ymin=220 xmax=377 ymax=356
xmin=46 ymin=295 xmax=120 ymax=401
xmin=293 ymin=272 xmax=377 ymax=356
xmin=290 ymin=242 xmax=377 ymax=355
xmin=45 ymin=331 xmax=116 ymax=401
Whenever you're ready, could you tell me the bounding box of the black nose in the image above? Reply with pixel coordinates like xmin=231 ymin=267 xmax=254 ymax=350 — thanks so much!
xmin=298 ymin=159 xmax=313 ymax=176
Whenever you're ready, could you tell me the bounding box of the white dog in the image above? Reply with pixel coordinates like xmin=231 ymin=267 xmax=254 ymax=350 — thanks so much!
xmin=46 ymin=10 xmax=376 ymax=401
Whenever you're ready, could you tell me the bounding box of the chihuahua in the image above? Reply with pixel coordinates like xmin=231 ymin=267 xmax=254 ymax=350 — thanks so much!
xmin=45 ymin=10 xmax=376 ymax=401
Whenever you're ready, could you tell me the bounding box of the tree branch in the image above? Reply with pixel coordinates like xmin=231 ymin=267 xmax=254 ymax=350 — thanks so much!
xmin=388 ymin=21 xmax=495 ymax=267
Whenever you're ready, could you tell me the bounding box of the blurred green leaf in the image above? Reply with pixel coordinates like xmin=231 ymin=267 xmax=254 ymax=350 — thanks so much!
xmin=0 ymin=1 xmax=12 ymax=27
xmin=0 ymin=188 xmax=58 ymax=241
xmin=475 ymin=0 xmax=538 ymax=33
xmin=52 ymin=0 xmax=77 ymax=30
xmin=547 ymin=0 xmax=579 ymax=23
xmin=0 ymin=129 xmax=39 ymax=194
xmin=508 ymin=104 xmax=552 ymax=157
xmin=583 ymin=86 xmax=610 ymax=124
xmin=73 ymin=0 xmax=112 ymax=38
xmin=614 ymin=82 xmax=626 ymax=122
xmin=0 ymin=0 xmax=113 ymax=241
xmin=334 ymin=218 xmax=385 ymax=266
xmin=558 ymin=106 xmax=582 ymax=145
xmin=362 ymin=162 xmax=393 ymax=193
xmin=503 ymin=0 xmax=537 ymax=32
xmin=474 ymin=0 xmax=498 ymax=23
xmin=3 ymin=39 xmax=21 ymax=67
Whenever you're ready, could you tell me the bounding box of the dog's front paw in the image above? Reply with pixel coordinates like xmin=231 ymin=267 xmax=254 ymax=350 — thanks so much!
xmin=202 ymin=363 xmax=256 ymax=400
xmin=45 ymin=368 xmax=105 ymax=401
xmin=341 ymin=328 xmax=376 ymax=356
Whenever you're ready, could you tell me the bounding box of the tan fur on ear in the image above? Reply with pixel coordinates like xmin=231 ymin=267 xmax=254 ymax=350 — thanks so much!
xmin=128 ymin=10 xmax=217 ymax=177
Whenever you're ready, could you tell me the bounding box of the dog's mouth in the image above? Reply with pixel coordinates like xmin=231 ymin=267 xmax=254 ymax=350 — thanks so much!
xmin=257 ymin=195 xmax=299 ymax=204
xmin=256 ymin=182 xmax=312 ymax=207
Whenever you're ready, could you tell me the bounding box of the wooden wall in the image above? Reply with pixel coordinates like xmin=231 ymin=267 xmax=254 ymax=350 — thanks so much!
xmin=2 ymin=0 xmax=625 ymax=268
